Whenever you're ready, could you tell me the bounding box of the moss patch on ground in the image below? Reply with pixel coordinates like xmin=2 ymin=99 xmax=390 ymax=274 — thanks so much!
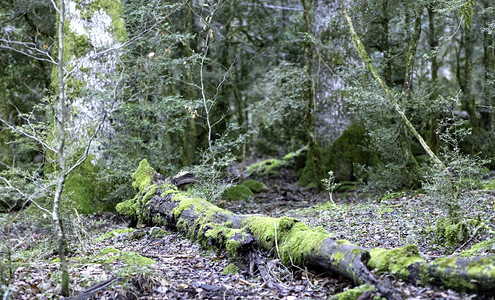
xmin=95 ymin=228 xmax=136 ymax=242
xmin=222 ymin=185 xmax=254 ymax=201
xmin=241 ymin=179 xmax=268 ymax=193
xmin=222 ymin=263 xmax=239 ymax=275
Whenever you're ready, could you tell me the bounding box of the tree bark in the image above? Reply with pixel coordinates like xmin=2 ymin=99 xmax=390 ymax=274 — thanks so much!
xmin=301 ymin=0 xmax=325 ymax=190
xmin=116 ymin=160 xmax=495 ymax=296
xmin=53 ymin=0 xmax=70 ymax=296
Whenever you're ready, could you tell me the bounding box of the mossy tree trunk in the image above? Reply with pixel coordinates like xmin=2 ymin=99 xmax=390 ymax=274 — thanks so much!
xmin=117 ymin=160 xmax=495 ymax=297
xmin=301 ymin=0 xmax=325 ymax=190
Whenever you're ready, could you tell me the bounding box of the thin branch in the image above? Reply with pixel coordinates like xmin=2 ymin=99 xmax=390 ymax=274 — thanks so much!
xmin=0 ymin=176 xmax=51 ymax=214
xmin=0 ymin=40 xmax=57 ymax=64
xmin=0 ymin=116 xmax=56 ymax=153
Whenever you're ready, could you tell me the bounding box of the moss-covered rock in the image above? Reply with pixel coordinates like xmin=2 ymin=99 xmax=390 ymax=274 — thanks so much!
xmin=241 ymin=180 xmax=268 ymax=193
xmin=246 ymin=158 xmax=283 ymax=177
xmin=222 ymin=185 xmax=254 ymax=201
xmin=322 ymin=122 xmax=379 ymax=182
xmin=368 ymin=245 xmax=424 ymax=279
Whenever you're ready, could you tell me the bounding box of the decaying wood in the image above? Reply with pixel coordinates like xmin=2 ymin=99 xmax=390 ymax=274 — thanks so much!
xmin=67 ymin=277 xmax=120 ymax=300
xmin=116 ymin=160 xmax=495 ymax=297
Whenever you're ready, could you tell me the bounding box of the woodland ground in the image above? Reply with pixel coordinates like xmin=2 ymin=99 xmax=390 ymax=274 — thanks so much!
xmin=2 ymin=169 xmax=495 ymax=299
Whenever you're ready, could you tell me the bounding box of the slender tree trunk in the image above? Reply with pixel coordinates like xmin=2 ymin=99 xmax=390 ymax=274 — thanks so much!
xmin=381 ymin=0 xmax=391 ymax=85
xmin=403 ymin=12 xmax=422 ymax=99
xmin=53 ymin=0 xmax=69 ymax=296
xmin=0 ymin=69 xmax=10 ymax=165
xmin=460 ymin=19 xmax=478 ymax=136
xmin=482 ymin=0 xmax=494 ymax=131
xmin=301 ymin=0 xmax=324 ymax=189
xmin=427 ymin=4 xmax=439 ymax=154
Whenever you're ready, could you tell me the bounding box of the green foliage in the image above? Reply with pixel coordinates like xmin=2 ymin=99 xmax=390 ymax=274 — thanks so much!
xmin=321 ymin=171 xmax=342 ymax=203
xmin=433 ymin=217 xmax=482 ymax=247
xmin=222 ymin=185 xmax=254 ymax=201
xmin=423 ymin=116 xmax=489 ymax=222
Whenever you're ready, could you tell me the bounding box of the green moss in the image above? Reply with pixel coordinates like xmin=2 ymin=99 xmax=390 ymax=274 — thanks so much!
xmin=282 ymin=146 xmax=308 ymax=161
xmin=331 ymin=284 xmax=374 ymax=300
xmin=222 ymin=185 xmax=254 ymax=201
xmin=150 ymin=228 xmax=169 ymax=238
xmin=242 ymin=180 xmax=268 ymax=193
xmin=336 ymin=239 xmax=352 ymax=246
xmin=459 ymin=239 xmax=495 ymax=257
xmin=332 ymin=252 xmax=345 ymax=265
xmin=298 ymin=150 xmax=317 ymax=188
xmin=96 ymin=247 xmax=156 ymax=277
xmin=419 ymin=256 xmax=495 ymax=291
xmin=422 ymin=256 xmax=477 ymax=291
xmin=246 ymin=159 xmax=283 ymax=177
xmin=77 ymin=0 xmax=127 ymax=42
xmin=132 ymin=159 xmax=155 ymax=192
xmin=241 ymin=216 xmax=330 ymax=265
xmin=115 ymin=196 xmax=138 ymax=217
xmin=64 ymin=156 xmax=106 ymax=215
xmin=63 ymin=21 xmax=92 ymax=60
xmin=95 ymin=228 xmax=136 ymax=242
xmin=322 ymin=122 xmax=379 ymax=182
xmin=368 ymin=245 xmax=424 ymax=279
xmin=483 ymin=179 xmax=495 ymax=190
xmin=222 ymin=263 xmax=239 ymax=275
xmin=466 ymin=256 xmax=495 ymax=281
xmin=434 ymin=217 xmax=480 ymax=246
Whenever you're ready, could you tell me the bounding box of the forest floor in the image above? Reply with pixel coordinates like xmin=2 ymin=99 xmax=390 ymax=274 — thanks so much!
xmin=2 ymin=169 xmax=495 ymax=299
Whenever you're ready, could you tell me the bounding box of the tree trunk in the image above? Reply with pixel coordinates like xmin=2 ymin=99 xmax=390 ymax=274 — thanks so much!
xmin=313 ymin=0 xmax=353 ymax=145
xmin=116 ymin=160 xmax=495 ymax=296
xmin=54 ymin=0 xmax=69 ymax=295
xmin=427 ymin=4 xmax=439 ymax=154
xmin=301 ymin=0 xmax=324 ymax=189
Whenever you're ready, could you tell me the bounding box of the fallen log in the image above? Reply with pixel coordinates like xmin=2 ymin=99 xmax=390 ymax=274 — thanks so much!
xmin=116 ymin=160 xmax=495 ymax=297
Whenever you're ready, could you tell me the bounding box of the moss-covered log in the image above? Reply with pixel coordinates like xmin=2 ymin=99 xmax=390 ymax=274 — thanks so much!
xmin=117 ymin=160 xmax=495 ymax=296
